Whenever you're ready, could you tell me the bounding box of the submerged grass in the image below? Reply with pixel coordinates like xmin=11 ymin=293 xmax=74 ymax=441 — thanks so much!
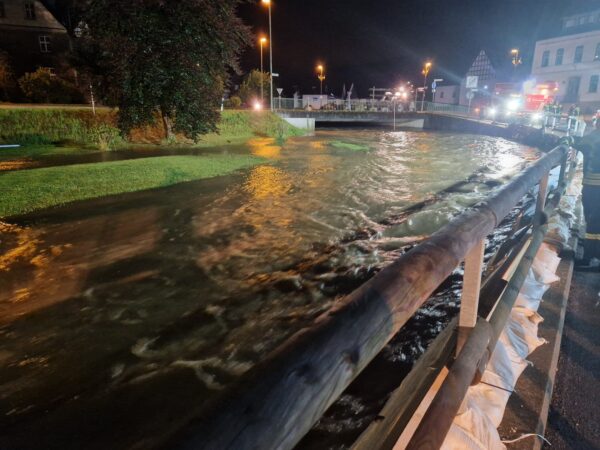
xmin=329 ymin=141 xmax=370 ymax=152
xmin=0 ymin=154 xmax=262 ymax=217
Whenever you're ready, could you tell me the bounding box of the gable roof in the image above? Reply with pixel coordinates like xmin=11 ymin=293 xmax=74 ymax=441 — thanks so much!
xmin=0 ymin=0 xmax=66 ymax=32
xmin=465 ymin=50 xmax=496 ymax=80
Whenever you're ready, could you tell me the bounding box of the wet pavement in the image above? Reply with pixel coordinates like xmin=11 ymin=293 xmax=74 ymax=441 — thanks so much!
xmin=0 ymin=130 xmax=539 ymax=449
xmin=545 ymin=270 xmax=600 ymax=450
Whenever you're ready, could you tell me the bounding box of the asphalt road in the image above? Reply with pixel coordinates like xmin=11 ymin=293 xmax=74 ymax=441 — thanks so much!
xmin=545 ymin=270 xmax=600 ymax=450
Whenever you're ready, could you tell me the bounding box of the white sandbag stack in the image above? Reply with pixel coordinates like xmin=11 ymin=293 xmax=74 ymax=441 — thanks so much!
xmin=440 ymin=156 xmax=582 ymax=450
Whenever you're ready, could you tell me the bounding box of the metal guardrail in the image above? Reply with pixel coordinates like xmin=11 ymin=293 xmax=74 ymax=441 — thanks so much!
xmin=168 ymin=144 xmax=573 ymax=450
xmin=273 ymin=97 xmax=416 ymax=112
xmin=272 ymin=99 xmax=474 ymax=118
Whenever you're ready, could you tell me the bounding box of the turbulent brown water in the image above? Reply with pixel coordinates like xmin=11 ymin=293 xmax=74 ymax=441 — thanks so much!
xmin=0 ymin=130 xmax=539 ymax=449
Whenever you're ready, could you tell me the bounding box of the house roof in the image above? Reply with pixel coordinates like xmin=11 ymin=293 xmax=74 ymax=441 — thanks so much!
xmin=0 ymin=0 xmax=66 ymax=32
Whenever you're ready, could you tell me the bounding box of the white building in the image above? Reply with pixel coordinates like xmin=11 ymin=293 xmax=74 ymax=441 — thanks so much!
xmin=531 ymin=9 xmax=600 ymax=112
xmin=433 ymin=85 xmax=460 ymax=105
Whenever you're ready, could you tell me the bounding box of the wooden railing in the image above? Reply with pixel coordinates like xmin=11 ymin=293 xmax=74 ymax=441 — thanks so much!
xmin=168 ymin=144 xmax=574 ymax=450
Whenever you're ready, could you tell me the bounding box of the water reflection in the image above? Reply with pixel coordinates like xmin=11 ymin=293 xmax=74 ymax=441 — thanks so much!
xmin=244 ymin=165 xmax=293 ymax=199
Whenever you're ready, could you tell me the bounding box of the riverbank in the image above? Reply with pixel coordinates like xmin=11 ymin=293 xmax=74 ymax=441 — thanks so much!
xmin=0 ymin=154 xmax=263 ymax=217
xmin=0 ymin=108 xmax=301 ymax=217
xmin=0 ymin=108 xmax=303 ymax=150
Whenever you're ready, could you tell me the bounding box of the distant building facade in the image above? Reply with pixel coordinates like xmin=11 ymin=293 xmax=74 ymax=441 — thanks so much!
xmin=459 ymin=50 xmax=497 ymax=107
xmin=531 ymin=9 xmax=600 ymax=111
xmin=433 ymin=85 xmax=459 ymax=105
xmin=0 ymin=0 xmax=70 ymax=76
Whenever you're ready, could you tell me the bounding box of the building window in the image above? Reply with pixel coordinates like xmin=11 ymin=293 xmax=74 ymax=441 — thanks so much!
xmin=0 ymin=2 xmax=5 ymax=18
xmin=574 ymin=45 xmax=584 ymax=63
xmin=541 ymin=50 xmax=550 ymax=67
xmin=25 ymin=2 xmax=35 ymax=20
xmin=590 ymin=75 xmax=599 ymax=93
xmin=38 ymin=35 xmax=51 ymax=53
xmin=595 ymin=43 xmax=600 ymax=61
xmin=556 ymin=48 xmax=564 ymax=65
xmin=440 ymin=91 xmax=444 ymax=99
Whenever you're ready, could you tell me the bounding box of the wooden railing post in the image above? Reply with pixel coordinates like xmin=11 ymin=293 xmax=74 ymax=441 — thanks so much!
xmin=457 ymin=238 xmax=485 ymax=354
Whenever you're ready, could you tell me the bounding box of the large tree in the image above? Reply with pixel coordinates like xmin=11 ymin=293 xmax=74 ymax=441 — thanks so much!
xmin=78 ymin=0 xmax=250 ymax=139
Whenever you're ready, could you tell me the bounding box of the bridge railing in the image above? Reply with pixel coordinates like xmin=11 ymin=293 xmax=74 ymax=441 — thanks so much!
xmin=274 ymin=97 xmax=416 ymax=112
xmin=168 ymin=143 xmax=575 ymax=450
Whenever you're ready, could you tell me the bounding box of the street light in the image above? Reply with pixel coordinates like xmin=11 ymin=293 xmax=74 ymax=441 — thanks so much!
xmin=259 ymin=36 xmax=267 ymax=104
xmin=511 ymin=48 xmax=522 ymax=80
xmin=262 ymin=0 xmax=274 ymax=111
xmin=421 ymin=61 xmax=432 ymax=112
xmin=511 ymin=48 xmax=522 ymax=67
xmin=317 ymin=64 xmax=326 ymax=95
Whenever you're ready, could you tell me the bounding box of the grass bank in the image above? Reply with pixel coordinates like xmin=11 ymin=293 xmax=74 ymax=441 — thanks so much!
xmin=0 ymin=108 xmax=303 ymax=151
xmin=0 ymin=154 xmax=262 ymax=217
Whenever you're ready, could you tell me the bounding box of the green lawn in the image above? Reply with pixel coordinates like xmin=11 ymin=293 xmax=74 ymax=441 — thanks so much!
xmin=0 ymin=155 xmax=262 ymax=217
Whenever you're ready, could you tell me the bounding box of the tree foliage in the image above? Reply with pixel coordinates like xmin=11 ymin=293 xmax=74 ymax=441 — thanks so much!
xmin=0 ymin=50 xmax=16 ymax=101
xmin=238 ymin=70 xmax=270 ymax=106
xmin=77 ymin=0 xmax=250 ymax=139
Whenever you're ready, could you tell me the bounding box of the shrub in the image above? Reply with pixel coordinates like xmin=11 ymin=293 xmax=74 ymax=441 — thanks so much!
xmin=238 ymin=70 xmax=270 ymax=105
xmin=18 ymin=68 xmax=84 ymax=104
xmin=228 ymin=95 xmax=242 ymax=108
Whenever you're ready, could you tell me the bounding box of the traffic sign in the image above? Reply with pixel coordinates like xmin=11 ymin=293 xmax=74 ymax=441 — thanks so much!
xmin=466 ymin=90 xmax=474 ymax=100
xmin=272 ymin=73 xmax=279 ymax=77
xmin=431 ymin=81 xmax=437 ymax=90
xmin=277 ymin=88 xmax=283 ymax=95
xmin=465 ymin=76 xmax=478 ymax=89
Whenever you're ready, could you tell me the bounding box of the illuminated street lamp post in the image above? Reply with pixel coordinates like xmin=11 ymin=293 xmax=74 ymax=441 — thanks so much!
xmin=421 ymin=61 xmax=432 ymax=112
xmin=317 ymin=64 xmax=326 ymax=95
xmin=511 ymin=48 xmax=522 ymax=79
xmin=393 ymin=91 xmax=401 ymax=130
xmin=511 ymin=48 xmax=522 ymax=68
xmin=259 ymin=36 xmax=267 ymax=104
xmin=262 ymin=0 xmax=274 ymax=110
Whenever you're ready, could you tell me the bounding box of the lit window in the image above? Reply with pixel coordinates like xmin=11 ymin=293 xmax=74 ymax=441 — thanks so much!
xmin=595 ymin=43 xmax=600 ymax=61
xmin=25 ymin=2 xmax=35 ymax=20
xmin=556 ymin=48 xmax=564 ymax=66
xmin=541 ymin=50 xmax=550 ymax=67
xmin=590 ymin=75 xmax=599 ymax=93
xmin=0 ymin=2 xmax=5 ymax=18
xmin=574 ymin=46 xmax=584 ymax=63
xmin=38 ymin=35 xmax=51 ymax=53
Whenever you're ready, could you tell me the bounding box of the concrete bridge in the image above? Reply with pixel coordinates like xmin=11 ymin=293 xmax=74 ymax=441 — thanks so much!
xmin=277 ymin=110 xmax=425 ymax=130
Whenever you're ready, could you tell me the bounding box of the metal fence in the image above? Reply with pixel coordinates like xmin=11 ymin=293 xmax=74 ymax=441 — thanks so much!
xmin=166 ymin=143 xmax=575 ymax=450
xmin=273 ymin=97 xmax=415 ymax=112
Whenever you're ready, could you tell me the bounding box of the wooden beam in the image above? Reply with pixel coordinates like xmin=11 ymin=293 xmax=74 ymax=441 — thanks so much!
xmin=406 ymin=319 xmax=492 ymax=450
xmin=460 ymin=238 xmax=485 ymax=328
xmin=165 ymin=146 xmax=568 ymax=450
xmin=351 ymin=318 xmax=457 ymax=450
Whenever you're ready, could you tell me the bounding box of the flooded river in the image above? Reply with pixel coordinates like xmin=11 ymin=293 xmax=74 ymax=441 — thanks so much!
xmin=0 ymin=130 xmax=538 ymax=449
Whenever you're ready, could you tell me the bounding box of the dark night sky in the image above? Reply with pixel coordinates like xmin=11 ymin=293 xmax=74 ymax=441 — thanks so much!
xmin=237 ymin=0 xmax=599 ymax=97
